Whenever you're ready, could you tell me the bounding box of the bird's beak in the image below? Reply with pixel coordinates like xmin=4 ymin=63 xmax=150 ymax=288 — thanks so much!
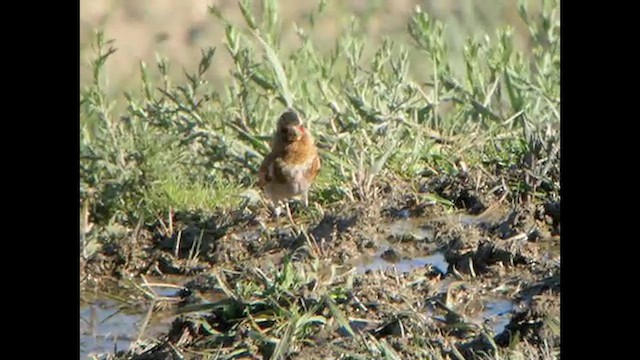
xmin=291 ymin=125 xmax=304 ymax=138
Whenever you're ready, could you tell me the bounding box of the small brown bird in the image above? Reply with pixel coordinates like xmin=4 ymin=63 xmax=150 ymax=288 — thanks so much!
xmin=258 ymin=110 xmax=321 ymax=223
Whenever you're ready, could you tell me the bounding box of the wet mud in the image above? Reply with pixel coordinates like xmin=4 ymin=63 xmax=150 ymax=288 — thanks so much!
xmin=80 ymin=169 xmax=560 ymax=359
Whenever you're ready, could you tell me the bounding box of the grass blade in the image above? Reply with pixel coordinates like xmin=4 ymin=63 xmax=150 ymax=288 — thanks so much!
xmin=251 ymin=29 xmax=293 ymax=108
xmin=324 ymin=295 xmax=355 ymax=337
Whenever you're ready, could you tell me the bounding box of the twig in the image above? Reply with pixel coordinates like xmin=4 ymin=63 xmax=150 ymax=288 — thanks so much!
xmin=174 ymin=231 xmax=182 ymax=259
xmin=136 ymin=298 xmax=157 ymax=343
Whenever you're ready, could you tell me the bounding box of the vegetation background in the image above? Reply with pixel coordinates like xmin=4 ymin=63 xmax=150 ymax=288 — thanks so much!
xmin=80 ymin=1 xmax=559 ymax=358
xmin=80 ymin=0 xmax=557 ymax=225
xmin=80 ymin=0 xmax=541 ymax=97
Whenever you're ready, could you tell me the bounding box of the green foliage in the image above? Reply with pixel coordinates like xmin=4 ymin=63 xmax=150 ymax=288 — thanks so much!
xmin=80 ymin=3 xmax=560 ymax=358
xmin=80 ymin=0 xmax=559 ymax=226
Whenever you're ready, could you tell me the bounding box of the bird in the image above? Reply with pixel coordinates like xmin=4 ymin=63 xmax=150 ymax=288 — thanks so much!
xmin=258 ymin=109 xmax=321 ymax=224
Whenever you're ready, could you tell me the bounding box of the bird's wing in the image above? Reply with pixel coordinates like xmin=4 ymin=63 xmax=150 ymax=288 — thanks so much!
xmin=258 ymin=153 xmax=275 ymax=188
xmin=305 ymin=153 xmax=321 ymax=181
xmin=259 ymin=152 xmax=292 ymax=187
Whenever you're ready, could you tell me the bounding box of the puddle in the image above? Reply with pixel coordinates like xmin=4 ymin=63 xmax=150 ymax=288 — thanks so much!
xmin=351 ymin=217 xmax=448 ymax=274
xmin=388 ymin=218 xmax=434 ymax=241
xmin=355 ymin=248 xmax=448 ymax=274
xmin=80 ymin=299 xmax=148 ymax=359
xmin=448 ymin=204 xmax=510 ymax=229
xmin=80 ymin=297 xmax=177 ymax=359
xmin=472 ymin=298 xmax=514 ymax=335
xmin=142 ymin=276 xmax=187 ymax=298
xmin=428 ymin=297 xmax=515 ymax=336
xmin=80 ymin=278 xmax=184 ymax=359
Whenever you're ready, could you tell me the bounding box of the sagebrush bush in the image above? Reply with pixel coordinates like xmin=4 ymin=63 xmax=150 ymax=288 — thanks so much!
xmin=80 ymin=0 xmax=559 ymax=226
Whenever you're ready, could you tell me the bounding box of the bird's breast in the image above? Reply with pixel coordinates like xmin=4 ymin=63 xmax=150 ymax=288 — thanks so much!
xmin=273 ymin=160 xmax=312 ymax=186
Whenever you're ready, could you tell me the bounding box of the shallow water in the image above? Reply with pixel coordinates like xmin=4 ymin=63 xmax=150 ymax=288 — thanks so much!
xmin=388 ymin=218 xmax=435 ymax=241
xmin=80 ymin=212 xmax=535 ymax=357
xmin=429 ymin=297 xmax=515 ymax=335
xmin=80 ymin=280 xmax=183 ymax=359
xmin=477 ymin=298 xmax=514 ymax=335
xmin=80 ymin=299 xmax=147 ymax=359
xmin=355 ymin=250 xmax=448 ymax=274
xmin=353 ymin=217 xmax=448 ymax=274
xmin=338 ymin=298 xmax=514 ymax=337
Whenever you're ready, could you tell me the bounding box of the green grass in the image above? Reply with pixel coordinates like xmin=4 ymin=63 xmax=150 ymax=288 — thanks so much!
xmin=80 ymin=0 xmax=559 ymax=225
xmin=118 ymin=253 xmax=558 ymax=359
xmin=80 ymin=3 xmax=559 ymax=358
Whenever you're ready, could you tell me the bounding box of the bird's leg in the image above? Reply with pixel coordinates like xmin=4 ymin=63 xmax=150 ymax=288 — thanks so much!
xmin=273 ymin=203 xmax=283 ymax=218
xmin=273 ymin=201 xmax=283 ymax=228
xmin=303 ymin=190 xmax=309 ymax=208
xmin=285 ymin=201 xmax=297 ymax=227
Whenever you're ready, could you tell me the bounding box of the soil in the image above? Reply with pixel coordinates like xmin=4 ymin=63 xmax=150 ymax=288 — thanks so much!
xmin=80 ymin=167 xmax=560 ymax=359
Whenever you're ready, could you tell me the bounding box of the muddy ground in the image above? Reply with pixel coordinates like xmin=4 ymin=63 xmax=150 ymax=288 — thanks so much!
xmin=80 ymin=168 xmax=560 ymax=359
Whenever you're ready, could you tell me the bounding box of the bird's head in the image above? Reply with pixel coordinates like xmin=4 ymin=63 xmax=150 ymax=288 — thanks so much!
xmin=276 ymin=110 xmax=306 ymax=143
